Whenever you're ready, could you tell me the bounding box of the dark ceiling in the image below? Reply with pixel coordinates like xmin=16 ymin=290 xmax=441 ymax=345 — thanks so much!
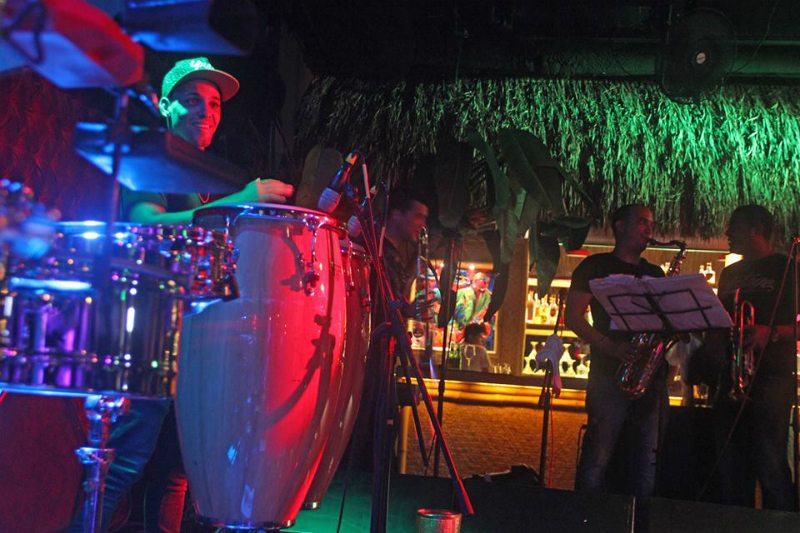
xmin=279 ymin=0 xmax=800 ymax=81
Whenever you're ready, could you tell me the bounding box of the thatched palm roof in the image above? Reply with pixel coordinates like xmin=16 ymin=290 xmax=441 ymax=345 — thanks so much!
xmin=297 ymin=77 xmax=800 ymax=238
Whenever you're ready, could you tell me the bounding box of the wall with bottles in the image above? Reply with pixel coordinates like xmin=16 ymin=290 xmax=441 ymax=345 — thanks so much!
xmin=521 ymin=278 xmax=591 ymax=379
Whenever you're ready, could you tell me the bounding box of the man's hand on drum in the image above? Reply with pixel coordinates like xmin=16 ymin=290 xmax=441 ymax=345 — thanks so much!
xmin=234 ymin=178 xmax=294 ymax=204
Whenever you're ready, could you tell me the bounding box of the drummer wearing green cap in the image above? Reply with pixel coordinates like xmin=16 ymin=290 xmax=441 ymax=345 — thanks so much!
xmin=122 ymin=56 xmax=294 ymax=225
xmin=71 ymin=57 xmax=294 ymax=533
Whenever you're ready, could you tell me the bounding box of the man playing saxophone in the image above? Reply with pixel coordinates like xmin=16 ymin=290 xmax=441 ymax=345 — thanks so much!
xmin=564 ymin=204 xmax=666 ymax=498
xmin=701 ymin=205 xmax=796 ymax=511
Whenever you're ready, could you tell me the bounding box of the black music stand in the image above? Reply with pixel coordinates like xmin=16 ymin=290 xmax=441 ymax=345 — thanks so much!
xmin=589 ymin=273 xmax=733 ymax=334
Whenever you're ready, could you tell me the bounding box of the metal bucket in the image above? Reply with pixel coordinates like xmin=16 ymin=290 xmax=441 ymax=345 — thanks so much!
xmin=416 ymin=509 xmax=462 ymax=533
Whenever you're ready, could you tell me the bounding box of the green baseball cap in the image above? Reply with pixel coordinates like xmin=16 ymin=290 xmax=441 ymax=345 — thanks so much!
xmin=161 ymin=57 xmax=240 ymax=101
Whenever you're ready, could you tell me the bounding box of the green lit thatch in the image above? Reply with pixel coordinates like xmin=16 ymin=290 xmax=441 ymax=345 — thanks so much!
xmin=296 ymin=77 xmax=800 ymax=238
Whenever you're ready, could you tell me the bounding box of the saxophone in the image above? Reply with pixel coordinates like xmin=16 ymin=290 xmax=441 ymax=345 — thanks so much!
xmin=616 ymin=239 xmax=688 ymax=399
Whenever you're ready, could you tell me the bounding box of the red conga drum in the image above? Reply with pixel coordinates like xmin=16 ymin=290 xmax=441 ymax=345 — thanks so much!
xmin=303 ymin=242 xmax=371 ymax=508
xmin=176 ymin=204 xmax=347 ymax=529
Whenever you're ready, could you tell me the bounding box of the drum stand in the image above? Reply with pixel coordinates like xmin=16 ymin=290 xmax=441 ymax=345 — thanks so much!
xmin=74 ymin=88 xmax=130 ymax=533
xmin=76 ymin=395 xmax=130 ymax=533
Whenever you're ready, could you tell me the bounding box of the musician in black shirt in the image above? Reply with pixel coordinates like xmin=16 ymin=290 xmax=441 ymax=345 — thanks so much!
xmin=565 ymin=204 xmax=666 ymax=498
xmin=703 ymin=205 xmax=796 ymax=511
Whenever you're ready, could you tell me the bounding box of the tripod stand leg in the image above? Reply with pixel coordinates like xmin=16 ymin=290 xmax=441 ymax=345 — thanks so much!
xmin=396 ymin=346 xmax=429 ymax=468
xmin=391 ymin=326 xmax=473 ymax=515
xmin=538 ymin=362 xmax=555 ymax=487
xmin=371 ymin=340 xmax=395 ymax=533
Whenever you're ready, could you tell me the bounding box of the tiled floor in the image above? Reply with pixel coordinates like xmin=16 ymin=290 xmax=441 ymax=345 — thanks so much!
xmin=401 ymin=401 xmax=587 ymax=490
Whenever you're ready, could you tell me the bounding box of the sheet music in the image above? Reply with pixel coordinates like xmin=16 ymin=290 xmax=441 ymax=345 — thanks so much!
xmin=589 ymin=273 xmax=732 ymax=332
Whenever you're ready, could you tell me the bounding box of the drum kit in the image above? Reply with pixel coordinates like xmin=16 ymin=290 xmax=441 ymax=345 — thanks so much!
xmin=0 ymin=1 xmax=384 ymax=530
xmin=1 ymin=3 xmax=472 ymax=529
xmin=0 ymin=180 xmax=373 ymax=531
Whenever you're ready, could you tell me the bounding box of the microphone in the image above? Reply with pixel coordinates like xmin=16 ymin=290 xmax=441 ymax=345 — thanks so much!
xmin=318 ymin=150 xmax=359 ymax=213
xmin=347 ymin=195 xmax=371 ymax=238
xmin=347 ymin=214 xmax=362 ymax=238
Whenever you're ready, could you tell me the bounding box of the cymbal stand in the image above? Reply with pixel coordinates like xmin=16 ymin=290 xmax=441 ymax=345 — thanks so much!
xmin=75 ymin=90 xmax=132 ymax=533
xmin=345 ymin=188 xmax=473 ymax=533
xmin=76 ymin=395 xmax=130 ymax=533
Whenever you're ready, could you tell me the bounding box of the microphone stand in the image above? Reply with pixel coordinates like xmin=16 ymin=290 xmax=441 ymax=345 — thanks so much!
xmin=537 ymin=289 xmax=566 ymax=487
xmin=538 ymin=360 xmax=554 ymax=487
xmin=345 ymin=190 xmax=473 ymax=533
xmin=432 ymin=230 xmax=462 ymax=477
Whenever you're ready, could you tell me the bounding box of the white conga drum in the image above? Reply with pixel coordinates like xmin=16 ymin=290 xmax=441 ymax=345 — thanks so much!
xmin=176 ymin=204 xmax=347 ymax=529
xmin=303 ymin=242 xmax=371 ymax=508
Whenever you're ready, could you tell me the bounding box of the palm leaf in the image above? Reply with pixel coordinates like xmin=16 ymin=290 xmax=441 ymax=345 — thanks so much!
xmin=432 ymin=138 xmax=472 ymax=229
xmin=498 ymin=128 xmax=564 ymax=215
xmin=535 ymin=233 xmax=561 ymax=297
xmin=467 ymin=130 xmax=510 ymax=212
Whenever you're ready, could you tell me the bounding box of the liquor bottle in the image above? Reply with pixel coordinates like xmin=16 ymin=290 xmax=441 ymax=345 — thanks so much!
xmin=537 ymin=294 xmax=548 ymax=325
xmin=705 ymin=261 xmax=716 ymax=285
xmin=548 ymin=296 xmax=558 ymax=325
xmin=526 ymin=291 xmax=535 ymax=323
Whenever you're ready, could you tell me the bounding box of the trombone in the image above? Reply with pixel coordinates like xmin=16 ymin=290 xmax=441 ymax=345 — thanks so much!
xmin=729 ymin=288 xmax=755 ymax=401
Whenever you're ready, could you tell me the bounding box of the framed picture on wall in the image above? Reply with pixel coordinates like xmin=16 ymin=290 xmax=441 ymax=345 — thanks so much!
xmin=409 ymin=263 xmax=498 ymax=355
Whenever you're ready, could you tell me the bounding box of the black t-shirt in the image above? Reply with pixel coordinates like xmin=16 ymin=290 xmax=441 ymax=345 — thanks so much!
xmin=370 ymin=235 xmax=417 ymax=324
xmin=717 ymin=253 xmax=796 ymax=378
xmin=570 ymin=252 xmax=665 ymax=376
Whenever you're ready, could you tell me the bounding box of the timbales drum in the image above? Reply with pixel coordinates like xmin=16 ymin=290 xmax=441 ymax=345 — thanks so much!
xmin=176 ymin=204 xmax=347 ymax=529
xmin=0 ymin=221 xmax=228 ymax=398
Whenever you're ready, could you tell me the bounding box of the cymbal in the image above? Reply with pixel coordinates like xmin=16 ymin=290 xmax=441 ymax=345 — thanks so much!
xmin=74 ymin=123 xmax=243 ymax=194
